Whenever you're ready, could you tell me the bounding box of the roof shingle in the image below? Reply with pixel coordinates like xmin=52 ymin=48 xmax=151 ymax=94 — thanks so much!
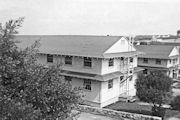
xmin=15 ymin=35 xmax=137 ymax=58
xmin=135 ymin=45 xmax=176 ymax=59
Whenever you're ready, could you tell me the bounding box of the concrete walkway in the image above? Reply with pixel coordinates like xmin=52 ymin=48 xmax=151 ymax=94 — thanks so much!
xmin=166 ymin=117 xmax=180 ymax=120
xmin=165 ymin=114 xmax=180 ymax=120
xmin=78 ymin=112 xmax=120 ymax=120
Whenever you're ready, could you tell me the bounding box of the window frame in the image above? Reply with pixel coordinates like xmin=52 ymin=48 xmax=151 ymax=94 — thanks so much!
xmin=108 ymin=79 xmax=113 ymax=89
xmin=65 ymin=56 xmax=73 ymax=65
xmin=84 ymin=79 xmax=91 ymax=91
xmin=108 ymin=58 xmax=114 ymax=67
xmin=143 ymin=58 xmax=148 ymax=63
xmin=47 ymin=54 xmax=53 ymax=63
xmin=155 ymin=59 xmax=161 ymax=65
xmin=64 ymin=76 xmax=72 ymax=83
xmin=129 ymin=76 xmax=133 ymax=81
xmin=120 ymin=57 xmax=124 ymax=61
xmin=173 ymin=58 xmax=177 ymax=64
xmin=143 ymin=69 xmax=148 ymax=74
xmin=129 ymin=57 xmax=133 ymax=63
xmin=169 ymin=59 xmax=172 ymax=64
xmin=120 ymin=76 xmax=124 ymax=81
xmin=84 ymin=57 xmax=92 ymax=67
xmin=129 ymin=69 xmax=133 ymax=74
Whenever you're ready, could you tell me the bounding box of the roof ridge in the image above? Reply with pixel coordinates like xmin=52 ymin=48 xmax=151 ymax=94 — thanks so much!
xmin=16 ymin=35 xmax=122 ymax=37
xmin=16 ymin=35 xmax=126 ymax=58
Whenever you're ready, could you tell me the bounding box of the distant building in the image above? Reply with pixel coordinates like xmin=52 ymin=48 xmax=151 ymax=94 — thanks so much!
xmin=135 ymin=45 xmax=180 ymax=80
xmin=134 ymin=34 xmax=180 ymax=45
xmin=154 ymin=34 xmax=178 ymax=43
xmin=17 ymin=35 xmax=142 ymax=107
xmin=134 ymin=35 xmax=153 ymax=45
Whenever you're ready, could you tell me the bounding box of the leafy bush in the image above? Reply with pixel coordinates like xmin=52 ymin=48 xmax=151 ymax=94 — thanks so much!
xmin=136 ymin=70 xmax=173 ymax=117
xmin=170 ymin=96 xmax=180 ymax=111
xmin=0 ymin=18 xmax=82 ymax=120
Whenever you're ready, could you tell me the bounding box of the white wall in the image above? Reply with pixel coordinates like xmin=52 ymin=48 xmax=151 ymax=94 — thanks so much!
xmin=70 ymin=77 xmax=101 ymax=103
xmin=37 ymin=54 xmax=102 ymax=74
xmin=138 ymin=57 xmax=179 ymax=69
xmin=101 ymin=58 xmax=120 ymax=74
xmin=169 ymin=47 xmax=179 ymax=57
xmin=105 ymin=37 xmax=136 ymax=53
xmin=37 ymin=54 xmax=139 ymax=107
xmin=119 ymin=73 xmax=137 ymax=97
xmin=65 ymin=77 xmax=122 ymax=107
xmin=101 ymin=57 xmax=138 ymax=75
xmin=138 ymin=57 xmax=180 ymax=79
xmin=167 ymin=58 xmax=179 ymax=68
xmin=138 ymin=58 xmax=168 ymax=68
xmin=100 ymin=78 xmax=120 ymax=106
xmin=128 ymin=73 xmax=137 ymax=96
xmin=37 ymin=54 xmax=138 ymax=76
xmin=132 ymin=57 xmax=138 ymax=68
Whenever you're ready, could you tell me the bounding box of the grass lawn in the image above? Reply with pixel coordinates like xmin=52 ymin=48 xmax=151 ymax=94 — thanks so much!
xmin=104 ymin=101 xmax=180 ymax=119
xmin=105 ymin=101 xmax=152 ymax=115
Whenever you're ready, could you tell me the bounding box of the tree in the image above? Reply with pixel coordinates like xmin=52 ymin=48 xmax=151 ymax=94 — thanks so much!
xmin=170 ymin=95 xmax=180 ymax=111
xmin=0 ymin=18 xmax=82 ymax=120
xmin=136 ymin=70 xmax=173 ymax=117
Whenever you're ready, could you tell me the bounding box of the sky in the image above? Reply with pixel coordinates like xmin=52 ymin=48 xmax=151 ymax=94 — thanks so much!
xmin=0 ymin=0 xmax=180 ymax=35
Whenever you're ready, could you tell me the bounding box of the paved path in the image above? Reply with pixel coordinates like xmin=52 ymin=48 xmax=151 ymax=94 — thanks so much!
xmin=78 ymin=112 xmax=120 ymax=120
xmin=167 ymin=117 xmax=180 ymax=120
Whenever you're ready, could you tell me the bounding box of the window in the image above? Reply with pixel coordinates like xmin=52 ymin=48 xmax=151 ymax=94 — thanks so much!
xmin=65 ymin=76 xmax=72 ymax=83
xmin=173 ymin=58 xmax=177 ymax=64
xmin=47 ymin=54 xmax=53 ymax=63
xmin=129 ymin=69 xmax=133 ymax=74
xmin=156 ymin=59 xmax=161 ymax=65
xmin=108 ymin=79 xmax=113 ymax=89
xmin=120 ymin=76 xmax=124 ymax=81
xmin=120 ymin=57 xmax=124 ymax=61
xmin=173 ymin=59 xmax=176 ymax=64
xmin=130 ymin=57 xmax=133 ymax=63
xmin=129 ymin=76 xmax=133 ymax=81
xmin=143 ymin=69 xmax=148 ymax=74
xmin=109 ymin=58 xmax=114 ymax=67
xmin=143 ymin=58 xmax=148 ymax=63
xmin=65 ymin=56 xmax=72 ymax=65
xmin=84 ymin=57 xmax=92 ymax=67
xmin=84 ymin=79 xmax=91 ymax=91
xmin=169 ymin=59 xmax=172 ymax=64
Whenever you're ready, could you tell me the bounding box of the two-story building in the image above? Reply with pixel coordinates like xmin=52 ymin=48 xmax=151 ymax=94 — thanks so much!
xmin=135 ymin=45 xmax=180 ymax=79
xmin=17 ymin=35 xmax=142 ymax=107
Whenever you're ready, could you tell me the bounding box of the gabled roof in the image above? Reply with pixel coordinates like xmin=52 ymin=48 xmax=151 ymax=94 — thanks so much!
xmin=150 ymin=42 xmax=180 ymax=46
xmin=135 ymin=45 xmax=178 ymax=59
xmin=15 ymin=35 xmax=138 ymax=58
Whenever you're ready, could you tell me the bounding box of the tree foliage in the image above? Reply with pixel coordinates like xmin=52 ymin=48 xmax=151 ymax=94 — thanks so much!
xmin=136 ymin=70 xmax=173 ymax=116
xmin=0 ymin=18 xmax=82 ymax=120
xmin=170 ymin=95 xmax=180 ymax=111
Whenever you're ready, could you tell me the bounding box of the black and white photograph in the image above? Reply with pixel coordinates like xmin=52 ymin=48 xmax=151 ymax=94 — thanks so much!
xmin=0 ymin=0 xmax=180 ymax=120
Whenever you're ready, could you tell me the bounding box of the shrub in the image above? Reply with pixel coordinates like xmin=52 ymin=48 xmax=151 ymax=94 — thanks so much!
xmin=170 ymin=96 xmax=180 ymax=111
